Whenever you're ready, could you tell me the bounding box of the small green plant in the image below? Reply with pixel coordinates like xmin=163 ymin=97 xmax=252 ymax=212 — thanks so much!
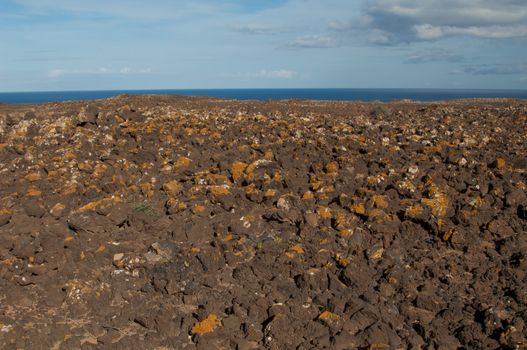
xmin=132 ymin=201 xmax=160 ymax=220
xmin=370 ymin=105 xmax=391 ymax=117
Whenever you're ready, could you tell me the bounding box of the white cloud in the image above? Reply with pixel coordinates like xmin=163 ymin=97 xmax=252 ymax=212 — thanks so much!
xmin=333 ymin=0 xmax=527 ymax=44
xmin=48 ymin=69 xmax=66 ymax=78
xmin=227 ymin=69 xmax=298 ymax=79
xmin=286 ymin=35 xmax=338 ymax=48
xmin=230 ymin=23 xmax=283 ymax=35
xmin=119 ymin=67 xmax=131 ymax=74
xmin=463 ymin=63 xmax=527 ymax=75
xmin=405 ymin=49 xmax=463 ymax=64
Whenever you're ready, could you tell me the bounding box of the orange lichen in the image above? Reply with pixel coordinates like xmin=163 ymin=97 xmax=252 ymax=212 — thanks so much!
xmin=318 ymin=311 xmax=339 ymax=320
xmin=27 ymin=187 xmax=42 ymax=197
xmin=302 ymin=191 xmax=315 ymax=200
xmin=320 ymin=185 xmax=335 ymax=193
xmin=64 ymin=236 xmax=74 ymax=242
xmin=325 ymin=161 xmax=339 ymax=174
xmin=372 ymin=195 xmax=389 ymax=209
xmin=352 ymin=203 xmax=366 ymax=215
xmin=422 ymin=193 xmax=449 ymax=217
xmin=288 ymin=244 xmax=305 ymax=254
xmin=163 ymin=180 xmax=182 ymax=197
xmin=210 ymin=185 xmax=231 ymax=197
xmin=63 ymin=183 xmax=77 ymax=195
xmin=264 ymin=189 xmax=277 ymax=197
xmin=231 ymin=161 xmax=248 ymax=182
xmin=495 ymin=158 xmax=506 ymax=170
xmin=317 ymin=206 xmax=332 ymax=219
xmin=388 ymin=277 xmax=398 ymax=284
xmin=335 ymin=254 xmax=350 ymax=267
xmin=95 ymin=245 xmax=106 ymax=253
xmin=369 ymin=344 xmax=389 ymax=349
xmin=369 ymin=248 xmax=384 ymax=260
xmin=339 ymin=229 xmax=354 ymax=238
xmin=24 ymin=172 xmax=41 ymax=182
xmin=78 ymin=197 xmax=121 ymax=212
xmin=191 ymin=314 xmax=221 ymax=336
xmin=192 ymin=205 xmax=206 ymax=214
xmin=0 ymin=208 xmax=12 ymax=215
xmin=264 ymin=150 xmax=274 ymax=160
xmin=405 ymin=204 xmax=424 ymax=218
xmin=443 ymin=228 xmax=456 ymax=241
xmin=334 ymin=210 xmax=351 ymax=229
xmin=174 ymin=156 xmax=191 ymax=170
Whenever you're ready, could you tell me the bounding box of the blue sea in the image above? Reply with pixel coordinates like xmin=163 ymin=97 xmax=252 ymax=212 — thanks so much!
xmin=0 ymin=88 xmax=526 ymax=104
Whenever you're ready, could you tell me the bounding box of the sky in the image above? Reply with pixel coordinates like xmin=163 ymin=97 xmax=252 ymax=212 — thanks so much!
xmin=1 ymin=0 xmax=526 ymax=91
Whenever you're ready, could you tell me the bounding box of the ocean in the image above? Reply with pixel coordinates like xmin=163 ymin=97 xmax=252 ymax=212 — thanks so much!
xmin=0 ymin=88 xmax=526 ymax=104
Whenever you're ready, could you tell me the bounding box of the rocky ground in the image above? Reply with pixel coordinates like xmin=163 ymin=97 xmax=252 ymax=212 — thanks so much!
xmin=0 ymin=95 xmax=526 ymax=349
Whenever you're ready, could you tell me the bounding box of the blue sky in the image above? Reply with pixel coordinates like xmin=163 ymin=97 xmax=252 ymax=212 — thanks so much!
xmin=1 ymin=0 xmax=526 ymax=91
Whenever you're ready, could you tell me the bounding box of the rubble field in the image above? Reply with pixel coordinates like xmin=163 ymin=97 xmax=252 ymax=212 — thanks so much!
xmin=0 ymin=95 xmax=526 ymax=349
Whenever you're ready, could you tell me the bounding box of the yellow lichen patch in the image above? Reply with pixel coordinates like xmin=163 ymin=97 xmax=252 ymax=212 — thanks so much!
xmin=191 ymin=314 xmax=221 ymax=336
xmin=224 ymin=233 xmax=234 ymax=241
xmin=47 ymin=169 xmax=59 ymax=177
xmin=24 ymin=172 xmax=42 ymax=182
xmin=320 ymin=185 xmax=335 ymax=193
xmin=63 ymin=183 xmax=77 ymax=195
xmin=231 ymin=161 xmax=248 ymax=182
xmin=352 ymin=203 xmax=366 ymax=215
xmin=0 ymin=208 xmax=12 ymax=215
xmin=264 ymin=189 xmax=277 ymax=197
xmin=302 ymin=191 xmax=315 ymax=200
xmin=174 ymin=156 xmax=191 ymax=170
xmin=64 ymin=151 xmax=76 ymax=160
xmin=288 ymin=244 xmax=305 ymax=255
xmin=443 ymin=228 xmax=456 ymax=241
xmin=27 ymin=187 xmax=42 ymax=197
xmin=405 ymin=204 xmax=424 ymax=218
xmin=95 ymin=245 xmax=106 ymax=253
xmin=318 ymin=311 xmax=339 ymax=321
xmin=388 ymin=277 xmax=398 ymax=284
xmin=335 ymin=253 xmax=350 ymax=267
xmin=369 ymin=344 xmax=389 ymax=349
xmin=210 ymin=131 xmax=221 ymax=139
xmin=206 ymin=173 xmax=231 ymax=185
xmin=309 ymin=177 xmax=323 ymax=191
xmin=78 ymin=162 xmax=93 ymax=172
xmin=160 ymin=164 xmax=172 ymax=174
xmin=64 ymin=235 xmax=74 ymax=242
xmin=325 ymin=161 xmax=339 ymax=174
xmin=78 ymin=197 xmax=121 ymax=213
xmin=334 ymin=210 xmax=351 ymax=229
xmin=369 ymin=248 xmax=384 ymax=260
xmin=51 ymin=203 xmax=66 ymax=214
xmin=140 ymin=182 xmax=154 ymax=198
xmin=92 ymin=163 xmax=108 ymax=179
xmin=422 ymin=193 xmax=449 ymax=218
xmin=317 ymin=206 xmax=332 ymax=219
xmin=372 ymin=195 xmax=389 ymax=209
xmin=210 ymin=185 xmax=231 ymax=197
xmin=192 ymin=205 xmax=206 ymax=214
xmin=163 ymin=180 xmax=182 ymax=197
xmin=191 ymin=247 xmax=201 ymax=253
xmin=264 ymin=149 xmax=274 ymax=160
xmin=339 ymin=229 xmax=354 ymax=238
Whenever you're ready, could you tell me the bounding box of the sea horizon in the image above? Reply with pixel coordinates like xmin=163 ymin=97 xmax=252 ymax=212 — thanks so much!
xmin=1 ymin=87 xmax=527 ymax=105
